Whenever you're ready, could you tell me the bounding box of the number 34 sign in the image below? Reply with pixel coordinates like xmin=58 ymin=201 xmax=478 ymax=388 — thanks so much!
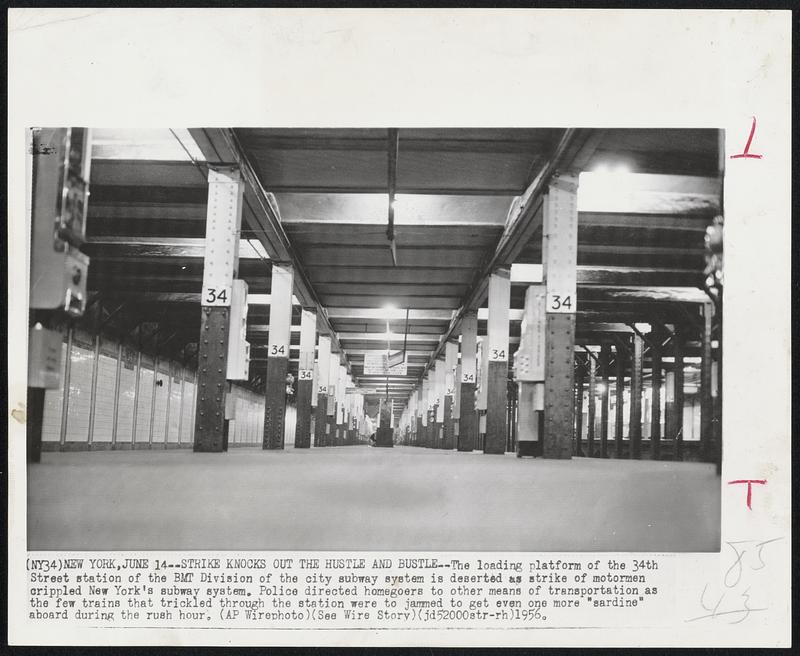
xmin=547 ymin=292 xmax=574 ymax=313
xmin=203 ymin=286 xmax=230 ymax=306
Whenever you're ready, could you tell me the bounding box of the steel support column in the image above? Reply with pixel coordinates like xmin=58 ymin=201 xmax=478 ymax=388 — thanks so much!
xmin=326 ymin=349 xmax=338 ymax=445
xmin=673 ymin=332 xmax=685 ymax=460
xmin=130 ymin=346 xmax=141 ymax=448
xmin=177 ymin=366 xmax=185 ymax=448
xmin=614 ymin=341 xmax=625 ymax=458
xmin=629 ymin=333 xmax=644 ymax=459
xmin=599 ymin=343 xmax=610 ymax=458
xmin=457 ymin=312 xmax=477 ymax=451
xmin=416 ymin=387 xmax=424 ymax=447
xmin=194 ymin=167 xmax=244 ymax=453
xmin=543 ymin=314 xmax=576 ymax=459
xmin=434 ymin=359 xmax=446 ymax=448
xmin=700 ymin=302 xmax=714 ymax=463
xmin=443 ymin=341 xmax=458 ymax=449
xmin=650 ymin=335 xmax=662 ymax=460
xmin=421 ymin=377 xmax=430 ymax=447
xmin=542 ymin=173 xmax=578 ymax=459
xmin=163 ymin=362 xmax=172 ymax=448
xmin=314 ymin=335 xmax=331 ymax=447
xmin=574 ymin=356 xmax=585 ymax=456
xmin=86 ymin=331 xmax=101 ymax=448
xmin=263 ymin=264 xmax=294 ymax=450
xmin=513 ymin=284 xmax=546 ymax=458
xmin=484 ymin=269 xmax=511 ymax=455
xmin=194 ymin=309 xmax=230 ymax=452
xmin=295 ymin=308 xmax=316 ymax=448
xmin=336 ymin=363 xmax=346 ymax=445
xmin=587 ymin=351 xmax=597 ymax=457
xmin=111 ymin=341 xmax=123 ymax=449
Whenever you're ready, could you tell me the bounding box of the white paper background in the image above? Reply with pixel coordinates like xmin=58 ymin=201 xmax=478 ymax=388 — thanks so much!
xmin=7 ymin=8 xmax=792 ymax=647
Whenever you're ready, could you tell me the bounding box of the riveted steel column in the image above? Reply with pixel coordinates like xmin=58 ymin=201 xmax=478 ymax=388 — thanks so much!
xmin=194 ymin=166 xmax=244 ymax=453
xmin=424 ymin=369 xmax=433 ymax=447
xmin=419 ymin=386 xmax=426 ymax=447
xmin=130 ymin=347 xmax=141 ymax=448
xmin=513 ymin=284 xmax=546 ymax=458
xmin=194 ymin=310 xmax=230 ymax=452
xmin=484 ymin=269 xmax=511 ymax=454
xmin=700 ymin=301 xmax=714 ymax=463
xmin=86 ymin=331 xmax=101 ymax=449
xmin=586 ymin=351 xmax=596 ymax=457
xmin=421 ymin=376 xmax=430 ymax=446
xmin=574 ymin=355 xmax=585 ymax=456
xmin=295 ymin=308 xmax=316 ymax=448
xmin=163 ymin=361 xmax=172 ymax=448
xmin=614 ymin=341 xmax=625 ymax=458
xmin=336 ymin=362 xmax=346 ymax=444
xmin=542 ymin=173 xmax=578 ymax=459
xmin=148 ymin=353 xmax=159 ymax=448
xmin=326 ymin=349 xmax=338 ymax=444
xmin=599 ymin=343 xmax=610 ymax=458
xmin=673 ymin=332 xmax=685 ymax=460
xmin=457 ymin=312 xmax=477 ymax=451
xmin=650 ymin=335 xmax=662 ymax=460
xmin=263 ymin=264 xmax=294 ymax=450
xmin=314 ymin=335 xmax=331 ymax=446
xmin=177 ymin=365 xmax=185 ymax=448
xmin=111 ymin=341 xmax=123 ymax=449
xmin=433 ymin=359 xmax=445 ymax=448
xmin=629 ymin=333 xmax=643 ymax=459
xmin=443 ymin=341 xmax=458 ymax=449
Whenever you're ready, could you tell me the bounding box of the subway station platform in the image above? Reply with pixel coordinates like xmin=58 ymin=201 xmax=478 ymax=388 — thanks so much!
xmin=25 ymin=127 xmax=724 ymax=555
xmin=28 ymin=445 xmax=720 ymax=552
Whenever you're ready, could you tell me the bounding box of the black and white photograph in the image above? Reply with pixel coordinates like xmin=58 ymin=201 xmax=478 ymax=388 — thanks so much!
xmin=25 ymin=127 xmax=723 ymax=552
xmin=7 ymin=8 xmax=790 ymax=649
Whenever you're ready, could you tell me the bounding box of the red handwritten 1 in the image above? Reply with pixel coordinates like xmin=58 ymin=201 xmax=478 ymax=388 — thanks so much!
xmin=727 ymin=479 xmax=767 ymax=510
xmin=730 ymin=116 xmax=763 ymax=159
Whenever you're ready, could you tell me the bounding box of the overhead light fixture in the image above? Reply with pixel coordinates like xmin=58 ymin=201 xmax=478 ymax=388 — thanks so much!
xmin=592 ymin=162 xmax=631 ymax=175
xmin=386 ymin=128 xmax=399 ymax=266
xmin=634 ymin=322 xmax=652 ymax=334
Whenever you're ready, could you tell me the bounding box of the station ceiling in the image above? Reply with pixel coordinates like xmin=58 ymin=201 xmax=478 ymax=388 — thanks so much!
xmin=83 ymin=127 xmax=722 ymax=415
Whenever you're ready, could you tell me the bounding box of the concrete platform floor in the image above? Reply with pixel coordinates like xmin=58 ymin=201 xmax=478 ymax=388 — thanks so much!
xmin=28 ymin=445 xmax=720 ymax=552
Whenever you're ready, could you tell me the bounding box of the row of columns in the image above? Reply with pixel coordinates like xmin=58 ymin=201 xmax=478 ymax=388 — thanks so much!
xmin=398 ymin=173 xmax=579 ymax=458
xmin=192 ymin=166 xmax=719 ymax=466
xmin=193 ymin=167 xmax=367 ymax=453
xmin=574 ymin=310 xmax=718 ymax=464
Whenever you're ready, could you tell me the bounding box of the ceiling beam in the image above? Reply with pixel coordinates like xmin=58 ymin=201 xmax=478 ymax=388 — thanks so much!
xmin=327 ymin=308 xmax=454 ymax=321
xmin=84 ymin=237 xmax=268 ymax=261
xmin=188 ymin=127 xmax=351 ymax=372
xmin=338 ymin=332 xmax=442 ymax=343
xmin=419 ymin=128 xmax=603 ymax=381
xmin=345 ymin=349 xmax=432 ymax=358
xmin=238 ymin=134 xmax=559 ymax=154
xmin=509 ymin=263 xmax=702 ymax=288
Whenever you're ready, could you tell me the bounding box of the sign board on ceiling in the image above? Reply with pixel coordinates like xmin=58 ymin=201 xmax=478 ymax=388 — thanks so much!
xmin=363 ymin=351 xmax=408 ymax=376
xmin=387 ymin=350 xmax=405 ymax=368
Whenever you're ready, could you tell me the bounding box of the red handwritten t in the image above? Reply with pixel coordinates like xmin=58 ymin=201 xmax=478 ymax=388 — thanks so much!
xmin=728 ymin=479 xmax=767 ymax=509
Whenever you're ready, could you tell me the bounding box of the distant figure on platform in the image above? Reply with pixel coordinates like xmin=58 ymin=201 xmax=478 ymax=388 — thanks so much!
xmin=363 ymin=414 xmax=376 ymax=445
